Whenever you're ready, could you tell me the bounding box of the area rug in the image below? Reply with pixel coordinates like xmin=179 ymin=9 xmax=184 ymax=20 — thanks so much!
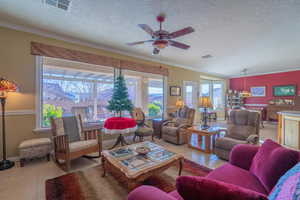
xmin=46 ymin=158 xmax=212 ymax=200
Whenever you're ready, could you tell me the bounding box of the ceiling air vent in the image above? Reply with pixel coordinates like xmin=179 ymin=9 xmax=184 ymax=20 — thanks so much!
xmin=44 ymin=0 xmax=71 ymax=11
xmin=202 ymin=54 xmax=213 ymax=59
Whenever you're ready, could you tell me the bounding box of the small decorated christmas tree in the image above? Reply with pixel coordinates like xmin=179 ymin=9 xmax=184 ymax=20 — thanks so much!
xmin=107 ymin=75 xmax=133 ymax=117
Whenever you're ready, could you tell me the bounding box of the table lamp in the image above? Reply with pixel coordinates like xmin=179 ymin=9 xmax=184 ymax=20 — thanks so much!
xmin=175 ymin=99 xmax=185 ymax=109
xmin=199 ymin=96 xmax=212 ymax=129
xmin=0 ymin=78 xmax=18 ymax=170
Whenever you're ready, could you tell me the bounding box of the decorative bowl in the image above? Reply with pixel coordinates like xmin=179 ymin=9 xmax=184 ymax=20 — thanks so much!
xmin=135 ymin=146 xmax=151 ymax=155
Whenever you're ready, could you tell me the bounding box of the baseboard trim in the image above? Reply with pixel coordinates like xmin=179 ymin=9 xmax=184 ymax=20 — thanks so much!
xmin=7 ymin=156 xmax=20 ymax=162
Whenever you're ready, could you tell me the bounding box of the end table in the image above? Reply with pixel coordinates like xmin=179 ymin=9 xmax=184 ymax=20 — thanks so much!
xmin=152 ymin=118 xmax=167 ymax=139
xmin=187 ymin=125 xmax=224 ymax=153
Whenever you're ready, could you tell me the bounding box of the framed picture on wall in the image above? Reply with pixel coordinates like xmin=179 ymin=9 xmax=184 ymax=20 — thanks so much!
xmin=273 ymin=85 xmax=296 ymax=96
xmin=170 ymin=86 xmax=181 ymax=96
xmin=250 ymin=86 xmax=266 ymax=97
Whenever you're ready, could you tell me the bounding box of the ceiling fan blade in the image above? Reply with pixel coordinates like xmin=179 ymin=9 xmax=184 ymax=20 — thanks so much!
xmin=169 ymin=27 xmax=195 ymax=39
xmin=138 ymin=24 xmax=155 ymax=37
xmin=169 ymin=40 xmax=190 ymax=49
xmin=127 ymin=40 xmax=154 ymax=46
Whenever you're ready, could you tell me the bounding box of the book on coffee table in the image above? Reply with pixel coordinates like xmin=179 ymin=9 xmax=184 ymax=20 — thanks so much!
xmin=109 ymin=148 xmax=134 ymax=158
xmin=121 ymin=155 xmax=154 ymax=170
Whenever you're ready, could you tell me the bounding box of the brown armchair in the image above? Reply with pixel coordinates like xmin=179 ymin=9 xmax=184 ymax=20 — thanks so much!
xmin=162 ymin=106 xmax=195 ymax=145
xmin=51 ymin=115 xmax=102 ymax=171
xmin=214 ymin=110 xmax=260 ymax=160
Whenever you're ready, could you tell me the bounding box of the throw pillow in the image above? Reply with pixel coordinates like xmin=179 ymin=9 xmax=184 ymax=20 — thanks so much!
xmin=176 ymin=176 xmax=268 ymax=200
xmin=269 ymin=162 xmax=300 ymax=200
xmin=250 ymin=139 xmax=299 ymax=193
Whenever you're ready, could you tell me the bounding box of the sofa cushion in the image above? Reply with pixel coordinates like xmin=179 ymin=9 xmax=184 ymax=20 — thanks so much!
xmin=215 ymin=137 xmax=247 ymax=150
xmin=230 ymin=110 xmax=249 ymax=125
xmin=250 ymin=139 xmax=299 ymax=193
xmin=128 ymin=186 xmax=178 ymax=200
xmin=136 ymin=127 xmax=153 ymax=136
xmin=176 ymin=176 xmax=268 ymax=200
xmin=19 ymin=138 xmax=51 ymax=149
xmin=69 ymin=139 xmax=97 ymax=152
xmin=207 ymin=163 xmax=268 ymax=194
xmin=168 ymin=191 xmax=184 ymax=200
xmin=175 ymin=118 xmax=188 ymax=126
xmin=226 ymin=125 xmax=256 ymax=140
xmin=162 ymin=126 xmax=178 ymax=136
xmin=268 ymin=162 xmax=300 ymax=200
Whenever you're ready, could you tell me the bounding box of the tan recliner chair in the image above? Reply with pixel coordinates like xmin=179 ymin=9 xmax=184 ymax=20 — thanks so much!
xmin=214 ymin=110 xmax=260 ymax=160
xmin=162 ymin=106 xmax=195 ymax=145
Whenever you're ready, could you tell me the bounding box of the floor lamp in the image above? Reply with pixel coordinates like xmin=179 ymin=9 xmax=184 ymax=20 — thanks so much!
xmin=0 ymin=78 xmax=18 ymax=170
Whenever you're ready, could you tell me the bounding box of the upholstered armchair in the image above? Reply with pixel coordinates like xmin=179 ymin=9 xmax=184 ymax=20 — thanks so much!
xmin=131 ymin=108 xmax=154 ymax=142
xmin=214 ymin=110 xmax=260 ymax=160
xmin=162 ymin=106 xmax=195 ymax=145
xmin=50 ymin=115 xmax=102 ymax=171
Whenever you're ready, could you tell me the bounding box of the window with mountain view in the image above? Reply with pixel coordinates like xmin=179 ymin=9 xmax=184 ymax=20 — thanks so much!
xmin=148 ymin=79 xmax=163 ymax=118
xmin=39 ymin=57 xmax=165 ymax=128
xmin=42 ymin=65 xmax=114 ymax=127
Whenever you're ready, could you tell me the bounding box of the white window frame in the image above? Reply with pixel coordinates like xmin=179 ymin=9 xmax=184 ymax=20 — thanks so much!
xmin=163 ymin=76 xmax=168 ymax=119
xmin=147 ymin=77 xmax=165 ymax=119
xmin=43 ymin=69 xmax=114 ymax=122
xmin=199 ymin=79 xmax=225 ymax=111
xmin=35 ymin=56 xmax=44 ymax=130
xmin=35 ymin=56 xmax=167 ymax=128
xmin=183 ymin=81 xmax=199 ymax=109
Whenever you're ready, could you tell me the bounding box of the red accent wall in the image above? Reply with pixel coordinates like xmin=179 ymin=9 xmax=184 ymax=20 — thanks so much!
xmin=230 ymin=70 xmax=300 ymax=105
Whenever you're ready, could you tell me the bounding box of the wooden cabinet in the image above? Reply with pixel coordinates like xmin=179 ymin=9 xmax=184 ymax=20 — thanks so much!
xmin=266 ymin=105 xmax=300 ymax=121
xmin=152 ymin=118 xmax=167 ymax=139
xmin=278 ymin=112 xmax=300 ymax=150
xmin=267 ymin=96 xmax=300 ymax=121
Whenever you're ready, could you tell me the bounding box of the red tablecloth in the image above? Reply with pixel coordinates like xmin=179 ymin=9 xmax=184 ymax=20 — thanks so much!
xmin=103 ymin=117 xmax=137 ymax=134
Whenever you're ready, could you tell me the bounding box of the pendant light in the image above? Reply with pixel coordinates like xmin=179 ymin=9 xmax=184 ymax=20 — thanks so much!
xmin=240 ymin=68 xmax=251 ymax=97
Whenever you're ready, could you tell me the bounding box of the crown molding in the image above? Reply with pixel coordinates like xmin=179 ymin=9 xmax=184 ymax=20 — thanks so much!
xmin=229 ymin=67 xmax=300 ymax=78
xmin=0 ymin=21 xmax=225 ymax=78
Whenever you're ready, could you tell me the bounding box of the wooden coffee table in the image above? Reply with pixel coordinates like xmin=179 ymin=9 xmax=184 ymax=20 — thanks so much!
xmin=101 ymin=141 xmax=184 ymax=190
xmin=187 ymin=126 xmax=224 ymax=153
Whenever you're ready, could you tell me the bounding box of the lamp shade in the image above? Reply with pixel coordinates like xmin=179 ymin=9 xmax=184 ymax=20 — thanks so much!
xmin=241 ymin=90 xmax=251 ymax=97
xmin=0 ymin=78 xmax=18 ymax=93
xmin=199 ymin=96 xmax=213 ymax=108
xmin=175 ymin=99 xmax=185 ymax=108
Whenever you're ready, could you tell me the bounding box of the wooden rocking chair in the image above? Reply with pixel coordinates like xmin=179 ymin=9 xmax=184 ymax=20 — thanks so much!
xmin=50 ymin=115 xmax=102 ymax=171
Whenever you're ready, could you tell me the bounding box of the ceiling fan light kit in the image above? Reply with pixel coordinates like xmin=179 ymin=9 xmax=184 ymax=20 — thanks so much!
xmin=127 ymin=14 xmax=195 ymax=55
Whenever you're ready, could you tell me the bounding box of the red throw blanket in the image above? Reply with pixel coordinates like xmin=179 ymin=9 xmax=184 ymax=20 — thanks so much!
xmin=104 ymin=117 xmax=137 ymax=130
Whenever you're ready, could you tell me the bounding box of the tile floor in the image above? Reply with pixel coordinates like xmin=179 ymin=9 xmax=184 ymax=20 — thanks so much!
xmin=0 ymin=121 xmax=277 ymax=200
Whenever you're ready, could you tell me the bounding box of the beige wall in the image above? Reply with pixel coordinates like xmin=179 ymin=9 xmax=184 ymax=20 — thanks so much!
xmin=0 ymin=26 xmax=225 ymax=157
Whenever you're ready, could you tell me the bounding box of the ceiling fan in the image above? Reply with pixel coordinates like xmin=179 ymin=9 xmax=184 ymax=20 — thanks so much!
xmin=127 ymin=14 xmax=195 ymax=55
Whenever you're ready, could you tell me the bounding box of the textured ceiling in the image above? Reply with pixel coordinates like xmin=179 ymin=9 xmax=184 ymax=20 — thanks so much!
xmin=1 ymin=0 xmax=300 ymax=77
